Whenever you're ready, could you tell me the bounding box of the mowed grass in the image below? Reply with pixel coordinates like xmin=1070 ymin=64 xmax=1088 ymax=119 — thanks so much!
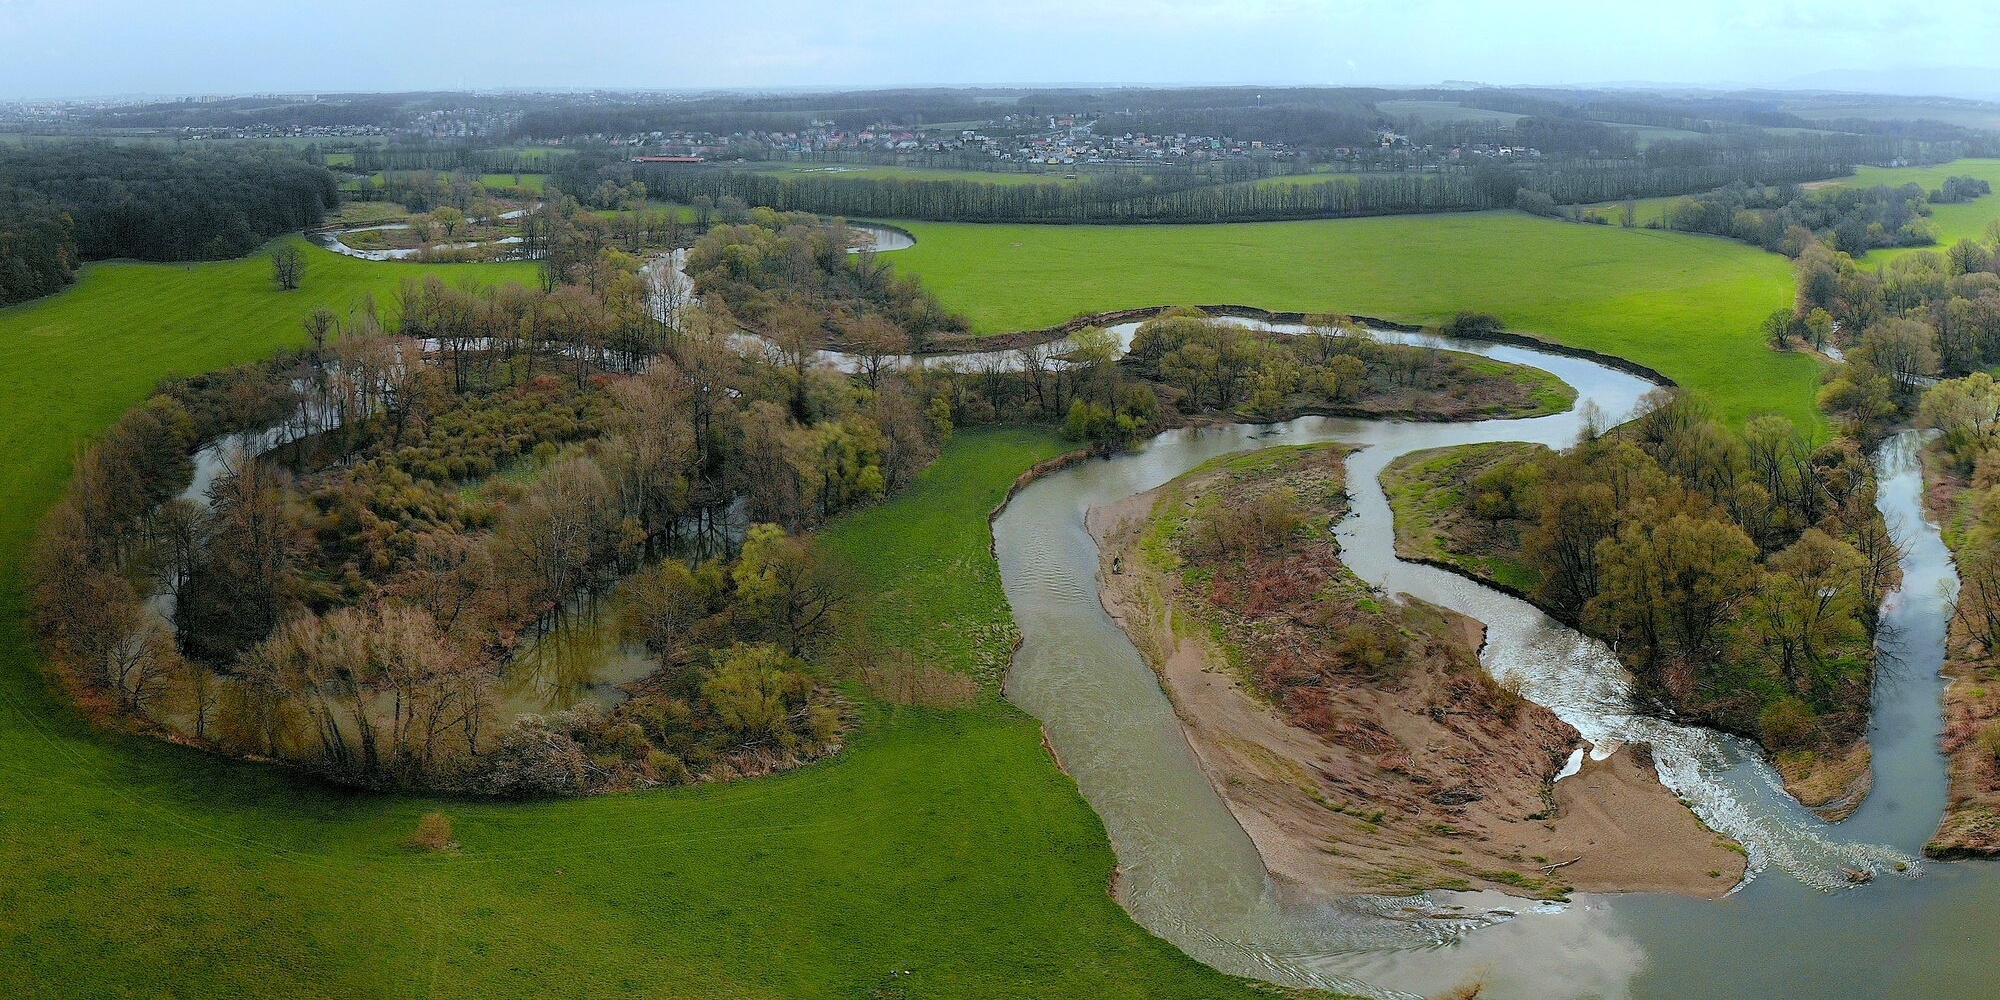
xmin=1576 ymin=195 xmax=1680 ymax=227
xmin=893 ymin=212 xmax=1818 ymax=426
xmin=0 ymin=252 xmax=1268 ymax=997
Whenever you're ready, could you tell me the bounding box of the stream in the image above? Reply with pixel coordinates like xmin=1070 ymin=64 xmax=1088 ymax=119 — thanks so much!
xmin=991 ymin=326 xmax=1987 ymax=999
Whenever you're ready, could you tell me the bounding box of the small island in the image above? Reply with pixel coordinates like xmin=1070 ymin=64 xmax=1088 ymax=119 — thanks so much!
xmin=1380 ymin=392 xmax=1896 ymax=822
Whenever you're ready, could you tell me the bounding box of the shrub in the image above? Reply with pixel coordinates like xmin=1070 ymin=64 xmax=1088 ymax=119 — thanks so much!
xmin=405 ymin=811 xmax=457 ymax=852
xmin=1761 ymin=695 xmax=1820 ymax=751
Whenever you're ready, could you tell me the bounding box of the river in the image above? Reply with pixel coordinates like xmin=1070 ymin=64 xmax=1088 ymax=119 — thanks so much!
xmin=261 ymin=216 xmax=2000 ymax=992
xmin=992 ymin=326 xmax=1986 ymax=999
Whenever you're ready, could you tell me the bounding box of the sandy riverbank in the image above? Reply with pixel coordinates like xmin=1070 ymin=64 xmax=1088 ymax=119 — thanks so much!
xmin=1089 ymin=489 xmax=1747 ymax=900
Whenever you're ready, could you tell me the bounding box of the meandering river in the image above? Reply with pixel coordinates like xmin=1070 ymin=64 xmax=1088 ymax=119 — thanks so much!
xmin=992 ymin=325 xmax=1989 ymax=999
xmin=290 ymin=217 xmax=1997 ymax=994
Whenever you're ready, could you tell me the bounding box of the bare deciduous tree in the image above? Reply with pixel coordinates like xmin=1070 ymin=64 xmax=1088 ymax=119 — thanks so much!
xmin=270 ymin=243 xmax=304 ymax=291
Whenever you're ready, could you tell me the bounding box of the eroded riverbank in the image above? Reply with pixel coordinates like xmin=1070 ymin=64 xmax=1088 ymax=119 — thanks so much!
xmin=1088 ymin=468 xmax=1746 ymax=901
xmin=993 ymin=327 xmax=1947 ymax=999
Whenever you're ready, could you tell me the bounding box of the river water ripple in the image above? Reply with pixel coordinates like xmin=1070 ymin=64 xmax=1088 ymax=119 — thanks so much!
xmin=993 ymin=327 xmax=1971 ymax=999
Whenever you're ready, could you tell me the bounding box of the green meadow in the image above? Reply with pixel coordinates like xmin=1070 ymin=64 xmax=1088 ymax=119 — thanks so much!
xmin=478 ymin=171 xmax=548 ymax=192
xmin=0 ymin=240 xmax=536 ymax=558
xmin=0 ymin=243 xmax=1271 ymax=998
xmin=1831 ymin=158 xmax=2000 ymax=263
xmin=893 ymin=211 xmax=1817 ymax=426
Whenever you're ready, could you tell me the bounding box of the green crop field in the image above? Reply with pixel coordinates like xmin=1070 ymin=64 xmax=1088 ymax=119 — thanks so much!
xmin=0 ymin=245 xmax=1273 ymax=997
xmin=893 ymin=212 xmax=1818 ymax=426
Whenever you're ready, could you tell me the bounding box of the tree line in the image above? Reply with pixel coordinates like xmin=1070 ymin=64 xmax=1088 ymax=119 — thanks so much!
xmin=631 ymin=144 xmax=1868 ymax=225
xmin=1657 ymin=179 xmax=1979 ymax=255
xmin=346 ymin=144 xmax=556 ymax=176
xmin=0 ymin=141 xmax=338 ymax=305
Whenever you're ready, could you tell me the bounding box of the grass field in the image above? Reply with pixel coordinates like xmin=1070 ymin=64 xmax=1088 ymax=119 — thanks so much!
xmin=893 ymin=212 xmax=1818 ymax=427
xmin=1576 ymin=195 xmax=1679 ymax=227
xmin=0 ymin=246 xmax=1274 ymax=997
xmin=331 ymin=200 xmax=413 ymax=225
xmin=1599 ymin=122 xmax=1709 ymax=148
xmin=820 ymin=427 xmax=1068 ymax=686
xmin=1829 ymin=158 xmax=2000 ymax=263
xmin=478 ymin=172 xmax=548 ymax=193
xmin=1377 ymin=100 xmax=1523 ymax=124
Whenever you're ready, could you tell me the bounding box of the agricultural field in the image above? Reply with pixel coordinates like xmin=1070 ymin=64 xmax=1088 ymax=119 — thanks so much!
xmin=1377 ymin=99 xmax=1524 ymax=124
xmin=330 ymin=199 xmax=413 ymax=225
xmin=1575 ymin=158 xmax=2000 ymax=254
xmin=0 ymin=243 xmax=1271 ymax=998
xmin=1600 ymin=122 xmax=1709 ymax=147
xmin=893 ymin=211 xmax=1817 ymax=426
xmin=1786 ymin=98 xmax=2000 ymax=131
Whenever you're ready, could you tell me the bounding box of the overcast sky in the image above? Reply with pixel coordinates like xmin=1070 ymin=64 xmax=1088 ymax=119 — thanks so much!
xmin=2 ymin=0 xmax=1997 ymax=100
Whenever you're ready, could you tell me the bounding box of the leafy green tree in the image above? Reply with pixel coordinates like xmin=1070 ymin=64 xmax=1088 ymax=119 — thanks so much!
xmin=704 ymin=643 xmax=810 ymax=740
xmin=1588 ymin=513 xmax=1759 ymax=688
